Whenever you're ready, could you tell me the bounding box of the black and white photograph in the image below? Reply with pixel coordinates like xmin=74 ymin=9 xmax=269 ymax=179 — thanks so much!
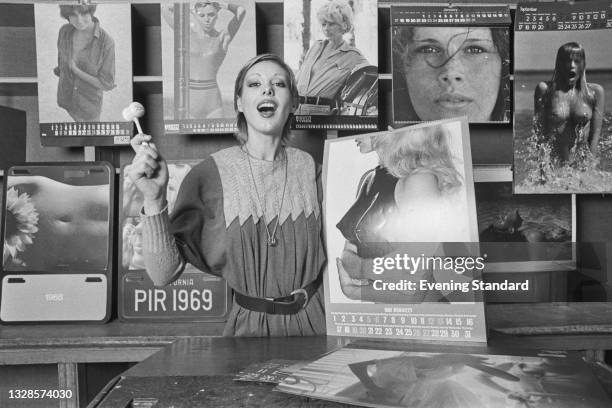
xmin=475 ymin=181 xmax=574 ymax=271
xmin=119 ymin=161 xmax=230 ymax=322
xmin=391 ymin=5 xmax=511 ymax=125
xmin=514 ymin=1 xmax=612 ymax=193
xmin=322 ymin=118 xmax=486 ymax=342
xmin=277 ymin=347 xmax=612 ymax=408
xmin=34 ymin=2 xmax=133 ymax=146
xmin=285 ymin=0 xmax=378 ymax=130
xmin=2 ymin=165 xmax=111 ymax=272
xmin=161 ymin=0 xmax=256 ymax=134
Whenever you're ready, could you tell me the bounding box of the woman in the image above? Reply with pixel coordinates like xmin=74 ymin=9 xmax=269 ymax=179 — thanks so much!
xmin=162 ymin=1 xmax=245 ymax=119
xmin=335 ymin=124 xmax=473 ymax=302
xmin=54 ymin=4 xmax=116 ymax=122
xmin=392 ymin=26 xmax=510 ymax=123
xmin=128 ymin=54 xmax=325 ymax=337
xmin=295 ymin=0 xmax=370 ymax=115
xmin=534 ymin=42 xmax=604 ymax=165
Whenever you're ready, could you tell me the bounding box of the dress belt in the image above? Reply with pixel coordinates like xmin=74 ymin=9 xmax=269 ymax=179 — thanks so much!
xmin=234 ymin=274 xmax=322 ymax=315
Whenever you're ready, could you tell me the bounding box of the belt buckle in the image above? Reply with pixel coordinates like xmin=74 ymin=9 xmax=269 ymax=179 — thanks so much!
xmin=290 ymin=288 xmax=309 ymax=309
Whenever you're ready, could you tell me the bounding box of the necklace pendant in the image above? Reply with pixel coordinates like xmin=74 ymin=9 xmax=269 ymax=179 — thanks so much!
xmin=269 ymin=237 xmax=277 ymax=247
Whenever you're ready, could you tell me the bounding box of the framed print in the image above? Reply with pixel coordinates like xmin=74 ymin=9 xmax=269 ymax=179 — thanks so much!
xmin=119 ymin=160 xmax=231 ymax=322
xmin=391 ymin=5 xmax=511 ymax=125
xmin=35 ymin=2 xmax=133 ymax=146
xmin=161 ymin=1 xmax=256 ymax=134
xmin=285 ymin=0 xmax=378 ymax=130
xmin=323 ymin=117 xmax=486 ymax=342
xmin=514 ymin=1 xmax=612 ymax=193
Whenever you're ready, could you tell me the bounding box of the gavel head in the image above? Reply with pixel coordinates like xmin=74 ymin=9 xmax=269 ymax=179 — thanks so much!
xmin=122 ymin=102 xmax=145 ymax=122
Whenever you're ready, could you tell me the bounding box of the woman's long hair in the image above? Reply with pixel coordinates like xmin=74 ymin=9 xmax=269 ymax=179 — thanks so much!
xmin=374 ymin=125 xmax=463 ymax=194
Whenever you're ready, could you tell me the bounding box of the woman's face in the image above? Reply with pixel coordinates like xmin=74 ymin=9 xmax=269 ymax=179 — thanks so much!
xmin=237 ymin=60 xmax=294 ymax=138
xmin=355 ymin=135 xmax=374 ymax=154
xmin=195 ymin=5 xmax=218 ymax=32
xmin=403 ymin=27 xmax=501 ymax=122
xmin=69 ymin=11 xmax=94 ymax=31
xmin=320 ymin=19 xmax=345 ymax=43
xmin=562 ymin=52 xmax=585 ymax=88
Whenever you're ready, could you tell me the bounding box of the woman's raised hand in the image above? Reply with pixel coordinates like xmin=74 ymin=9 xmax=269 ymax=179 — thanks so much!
xmin=127 ymin=133 xmax=169 ymax=214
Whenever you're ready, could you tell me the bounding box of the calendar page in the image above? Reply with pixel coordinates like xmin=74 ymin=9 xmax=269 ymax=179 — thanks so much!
xmin=35 ymin=2 xmax=133 ymax=146
xmin=322 ymin=117 xmax=486 ymax=343
xmin=284 ymin=0 xmax=379 ymax=130
xmin=513 ymin=0 xmax=612 ymax=194
xmin=391 ymin=4 xmax=511 ymax=125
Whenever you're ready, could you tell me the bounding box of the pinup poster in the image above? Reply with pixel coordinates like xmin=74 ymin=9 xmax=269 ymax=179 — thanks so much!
xmin=2 ymin=164 xmax=112 ymax=272
xmin=0 ymin=163 xmax=114 ymax=323
xmin=513 ymin=1 xmax=612 ymax=194
xmin=34 ymin=2 xmax=133 ymax=147
xmin=119 ymin=161 xmax=230 ymax=322
xmin=161 ymin=0 xmax=256 ymax=135
xmin=475 ymin=176 xmax=575 ymax=273
xmin=284 ymin=0 xmax=378 ymax=130
xmin=322 ymin=117 xmax=486 ymax=342
xmin=276 ymin=347 xmax=612 ymax=408
xmin=391 ymin=5 xmax=511 ymax=125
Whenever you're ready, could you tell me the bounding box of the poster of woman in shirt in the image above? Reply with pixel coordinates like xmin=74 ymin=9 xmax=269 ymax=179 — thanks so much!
xmin=160 ymin=1 xmax=255 ymax=134
xmin=34 ymin=2 xmax=133 ymax=147
xmin=285 ymin=0 xmax=378 ymax=130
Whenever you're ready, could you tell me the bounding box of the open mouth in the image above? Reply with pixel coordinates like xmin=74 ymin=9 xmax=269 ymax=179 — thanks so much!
xmin=569 ymin=72 xmax=577 ymax=79
xmin=257 ymin=101 xmax=277 ymax=117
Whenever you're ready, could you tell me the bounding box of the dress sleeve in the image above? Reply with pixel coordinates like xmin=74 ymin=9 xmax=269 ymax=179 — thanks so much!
xmin=170 ymin=159 xmax=226 ymax=277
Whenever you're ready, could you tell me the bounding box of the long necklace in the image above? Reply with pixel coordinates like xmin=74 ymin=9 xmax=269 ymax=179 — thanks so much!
xmin=244 ymin=146 xmax=288 ymax=247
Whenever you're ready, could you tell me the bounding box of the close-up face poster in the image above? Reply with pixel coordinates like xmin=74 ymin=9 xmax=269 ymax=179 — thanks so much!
xmin=34 ymin=2 xmax=133 ymax=146
xmin=160 ymin=0 xmax=256 ymax=134
xmin=391 ymin=5 xmax=511 ymax=126
xmin=513 ymin=1 xmax=612 ymax=194
xmin=285 ymin=0 xmax=379 ymax=130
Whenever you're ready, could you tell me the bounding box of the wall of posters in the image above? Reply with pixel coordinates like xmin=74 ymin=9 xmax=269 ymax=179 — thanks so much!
xmin=161 ymin=1 xmax=256 ymax=134
xmin=285 ymin=0 xmax=378 ymax=130
xmin=513 ymin=1 xmax=612 ymax=193
xmin=119 ymin=161 xmax=230 ymax=322
xmin=35 ymin=2 xmax=133 ymax=146
xmin=323 ymin=118 xmax=485 ymax=342
xmin=391 ymin=5 xmax=511 ymax=126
